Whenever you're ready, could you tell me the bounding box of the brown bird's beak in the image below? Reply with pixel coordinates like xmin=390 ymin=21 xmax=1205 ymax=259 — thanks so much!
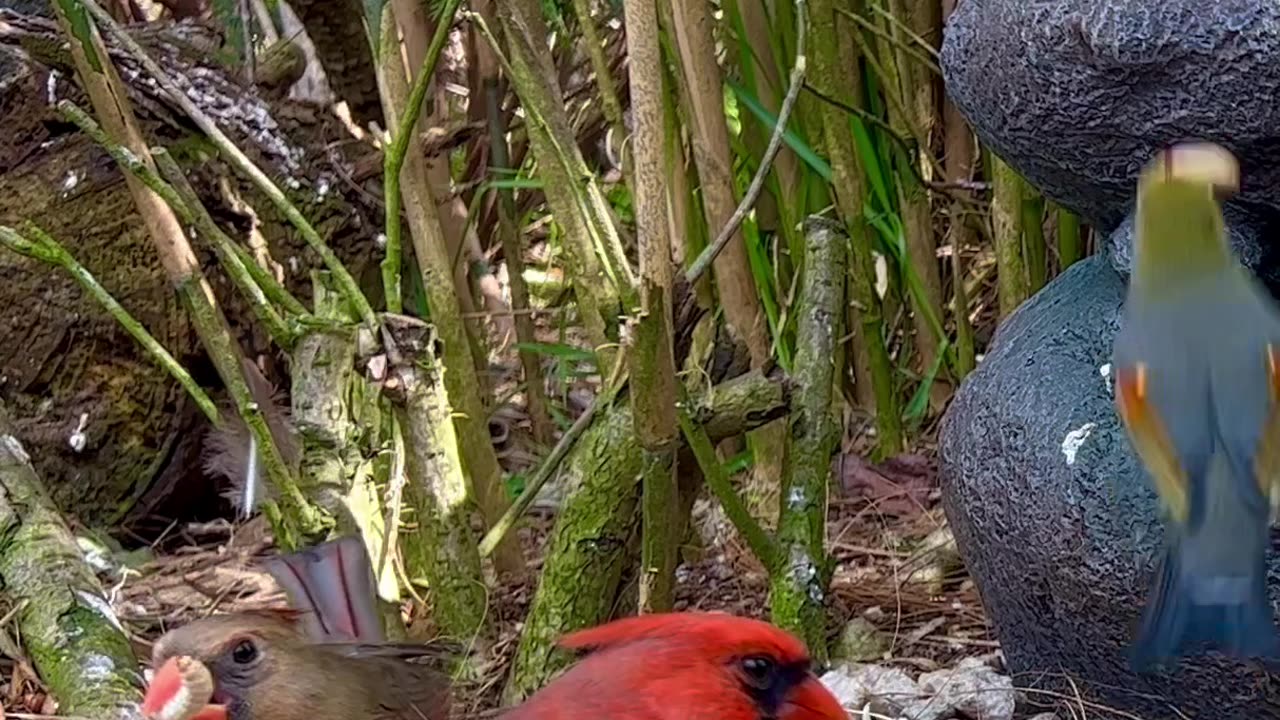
xmin=781 ymin=675 xmax=848 ymax=720
xmin=141 ymin=656 xmax=229 ymax=720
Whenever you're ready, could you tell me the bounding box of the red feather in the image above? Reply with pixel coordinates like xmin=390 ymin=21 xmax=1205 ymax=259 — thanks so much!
xmin=501 ymin=612 xmax=847 ymax=720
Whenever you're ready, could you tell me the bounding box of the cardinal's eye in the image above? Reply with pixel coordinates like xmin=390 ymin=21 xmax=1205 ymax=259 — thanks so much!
xmin=231 ymin=639 xmax=259 ymax=665
xmin=740 ymin=655 xmax=775 ymax=688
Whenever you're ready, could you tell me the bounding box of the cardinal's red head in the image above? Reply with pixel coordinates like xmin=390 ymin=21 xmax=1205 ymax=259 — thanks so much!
xmin=503 ymin=611 xmax=848 ymax=720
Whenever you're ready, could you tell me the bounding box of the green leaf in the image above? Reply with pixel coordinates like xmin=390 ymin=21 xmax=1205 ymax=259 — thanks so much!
xmin=56 ymin=0 xmax=103 ymax=73
xmin=721 ymin=449 xmax=754 ymax=476
xmin=483 ymin=178 xmax=545 ymax=191
xmin=504 ymin=473 xmax=526 ymax=500
xmin=903 ymin=338 xmax=949 ymax=425
xmin=726 ymin=79 xmax=831 ymax=180
xmin=514 ymin=342 xmax=597 ymax=365
xmin=363 ymin=0 xmax=388 ymax=57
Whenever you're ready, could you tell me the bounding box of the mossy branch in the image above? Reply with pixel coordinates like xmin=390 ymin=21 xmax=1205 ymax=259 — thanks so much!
xmin=0 ymin=224 xmax=220 ymax=424
xmin=380 ymin=0 xmax=463 ymax=314
xmin=478 ymin=352 xmax=628 ymax=558
xmin=52 ymin=0 xmax=319 ymax=549
xmin=375 ymin=3 xmax=526 ymax=577
xmin=505 ymin=370 xmax=790 ymax=701
xmin=78 ymin=0 xmax=377 ymax=329
xmin=380 ymin=314 xmax=488 ymax=640
xmin=769 ymin=216 xmax=847 ymax=663
xmin=0 ymin=422 xmax=142 ymax=717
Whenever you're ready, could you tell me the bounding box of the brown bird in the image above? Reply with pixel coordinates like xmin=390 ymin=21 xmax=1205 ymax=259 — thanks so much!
xmin=141 ymin=537 xmax=454 ymax=720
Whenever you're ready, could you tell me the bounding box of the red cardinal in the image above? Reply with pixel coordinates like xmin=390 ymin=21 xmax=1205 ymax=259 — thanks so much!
xmin=140 ymin=537 xmax=453 ymax=720
xmin=501 ymin=612 xmax=848 ymax=720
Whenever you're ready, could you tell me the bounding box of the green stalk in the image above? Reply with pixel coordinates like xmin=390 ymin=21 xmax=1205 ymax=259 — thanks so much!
xmin=380 ymin=0 xmax=464 ymax=314
xmin=1022 ymin=184 xmax=1047 ymax=293
xmin=1057 ymin=203 xmax=1082 ymax=270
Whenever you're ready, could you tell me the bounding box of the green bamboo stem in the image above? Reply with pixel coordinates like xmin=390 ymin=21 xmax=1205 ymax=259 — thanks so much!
xmin=1022 ymin=185 xmax=1047 ymax=293
xmin=151 ymin=148 xmax=309 ymax=317
xmin=567 ymin=0 xmax=630 ymax=187
xmin=0 ymin=224 xmax=220 ymax=424
xmin=380 ymin=0 xmax=464 ymax=314
xmin=809 ymin=0 xmax=902 ymax=455
xmin=1057 ymin=204 xmax=1082 ymax=270
xmin=684 ymin=0 xmax=807 ymax=286
xmin=988 ymin=150 xmax=1029 ymax=317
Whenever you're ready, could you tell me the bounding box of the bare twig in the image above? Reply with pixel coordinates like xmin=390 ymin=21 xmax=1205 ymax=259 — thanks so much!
xmin=676 ymin=393 xmax=778 ymax=567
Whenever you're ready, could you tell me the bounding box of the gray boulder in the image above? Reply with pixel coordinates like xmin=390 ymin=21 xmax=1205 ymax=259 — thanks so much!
xmin=939 ymin=256 xmax=1280 ymax=717
xmin=942 ymin=0 xmax=1280 ymax=235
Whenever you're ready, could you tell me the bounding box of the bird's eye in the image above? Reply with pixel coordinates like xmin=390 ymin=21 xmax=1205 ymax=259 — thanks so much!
xmin=740 ymin=655 xmax=775 ymax=688
xmin=231 ymin=639 xmax=259 ymax=665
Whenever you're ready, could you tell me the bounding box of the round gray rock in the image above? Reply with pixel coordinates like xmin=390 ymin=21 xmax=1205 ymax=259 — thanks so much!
xmin=939 ymin=256 xmax=1280 ymax=717
xmin=942 ymin=0 xmax=1280 ymax=233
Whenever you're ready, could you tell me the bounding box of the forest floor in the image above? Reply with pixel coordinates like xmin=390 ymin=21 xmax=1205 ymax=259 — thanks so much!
xmin=0 ymin=441 xmax=1148 ymax=719
xmin=0 ymin=446 xmax=1020 ymax=720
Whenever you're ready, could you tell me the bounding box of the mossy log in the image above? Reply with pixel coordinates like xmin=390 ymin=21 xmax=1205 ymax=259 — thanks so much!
xmin=503 ymin=370 xmax=790 ymax=702
xmin=0 ymin=407 xmax=143 ymax=716
xmin=769 ymin=217 xmax=847 ymax=663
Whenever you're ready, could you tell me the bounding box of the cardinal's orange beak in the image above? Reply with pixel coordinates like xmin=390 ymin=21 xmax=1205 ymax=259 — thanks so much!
xmin=781 ymin=675 xmax=848 ymax=720
xmin=141 ymin=656 xmax=229 ymax=720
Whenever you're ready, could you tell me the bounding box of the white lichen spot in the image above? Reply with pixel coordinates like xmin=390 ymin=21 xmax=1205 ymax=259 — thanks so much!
xmin=788 ymin=546 xmax=824 ymax=603
xmin=46 ymin=69 xmax=61 ymax=105
xmin=68 ymin=412 xmax=89 ymax=453
xmin=1 ymin=435 xmax=30 ymax=465
xmin=1099 ymin=363 xmax=1113 ymax=396
xmin=76 ymin=589 xmax=126 ymax=634
xmin=76 ymin=536 xmax=114 ymax=574
xmin=61 ymin=169 xmax=82 ymax=194
xmin=787 ymin=485 xmax=806 ymax=509
xmin=316 ymin=177 xmax=331 ymax=199
xmin=374 ymin=233 xmax=387 ymax=249
xmin=81 ymin=653 xmax=116 ymax=680
xmin=1061 ymin=422 xmax=1097 ymax=466
xmin=872 ymin=251 xmax=889 ymax=300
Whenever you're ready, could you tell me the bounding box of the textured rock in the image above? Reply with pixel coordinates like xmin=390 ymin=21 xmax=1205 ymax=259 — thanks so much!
xmin=939 ymin=257 xmax=1280 ymax=717
xmin=942 ymin=0 xmax=1280 ymax=235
